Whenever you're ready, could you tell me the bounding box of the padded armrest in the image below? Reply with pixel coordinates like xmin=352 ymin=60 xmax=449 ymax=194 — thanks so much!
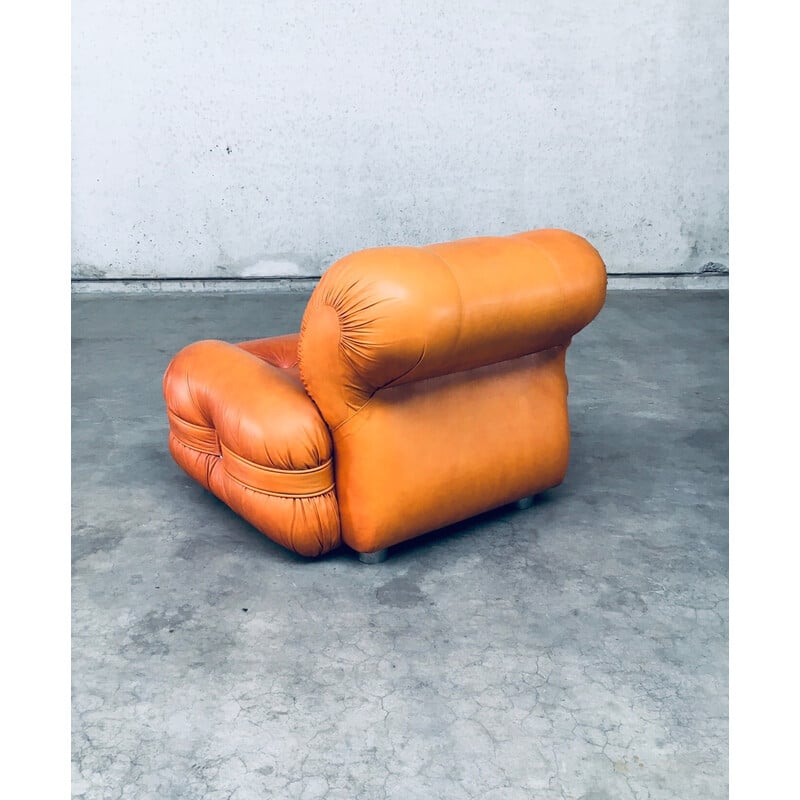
xmin=299 ymin=228 xmax=606 ymax=428
xmin=162 ymin=338 xmax=340 ymax=556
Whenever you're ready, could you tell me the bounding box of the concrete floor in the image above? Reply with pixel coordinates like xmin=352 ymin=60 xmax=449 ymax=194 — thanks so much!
xmin=72 ymin=290 xmax=728 ymax=800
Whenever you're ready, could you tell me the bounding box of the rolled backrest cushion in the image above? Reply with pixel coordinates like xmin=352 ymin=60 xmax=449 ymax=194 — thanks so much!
xmin=299 ymin=228 xmax=606 ymax=430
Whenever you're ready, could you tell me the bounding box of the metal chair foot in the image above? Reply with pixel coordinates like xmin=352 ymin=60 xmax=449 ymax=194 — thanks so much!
xmin=358 ymin=548 xmax=389 ymax=564
xmin=514 ymin=495 xmax=535 ymax=511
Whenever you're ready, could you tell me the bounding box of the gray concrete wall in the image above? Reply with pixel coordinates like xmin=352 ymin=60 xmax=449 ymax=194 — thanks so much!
xmin=72 ymin=0 xmax=728 ymax=280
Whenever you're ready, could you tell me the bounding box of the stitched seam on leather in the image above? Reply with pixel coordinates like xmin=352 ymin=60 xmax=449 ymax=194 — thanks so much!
xmin=167 ymin=411 xmax=215 ymax=434
xmin=219 ymin=443 xmax=333 ymax=476
xmin=169 ymin=436 xmax=219 ymax=456
xmin=219 ymin=443 xmax=334 ymax=496
xmin=375 ymin=347 xmax=425 ymax=392
xmin=167 ymin=411 xmax=220 ymax=455
xmin=223 ymin=470 xmax=335 ymax=499
xmin=332 ymin=388 xmax=380 ymax=433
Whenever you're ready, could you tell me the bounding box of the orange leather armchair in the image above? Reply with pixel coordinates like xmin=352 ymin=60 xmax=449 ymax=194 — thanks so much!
xmin=163 ymin=229 xmax=607 ymax=561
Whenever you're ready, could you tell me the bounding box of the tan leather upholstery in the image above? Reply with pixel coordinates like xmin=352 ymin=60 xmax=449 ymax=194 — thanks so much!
xmin=163 ymin=336 xmax=340 ymax=556
xmin=162 ymin=229 xmax=607 ymax=557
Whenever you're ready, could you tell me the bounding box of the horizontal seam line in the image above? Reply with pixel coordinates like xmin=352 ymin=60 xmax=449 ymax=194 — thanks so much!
xmin=223 ymin=470 xmax=335 ymax=498
xmin=219 ymin=444 xmax=332 ymax=475
xmin=167 ymin=410 xmax=215 ymax=433
xmin=170 ymin=436 xmax=220 ymax=457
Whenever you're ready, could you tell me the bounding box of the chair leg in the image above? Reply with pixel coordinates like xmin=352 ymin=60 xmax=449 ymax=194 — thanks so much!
xmin=358 ymin=548 xmax=389 ymax=564
xmin=514 ymin=495 xmax=535 ymax=511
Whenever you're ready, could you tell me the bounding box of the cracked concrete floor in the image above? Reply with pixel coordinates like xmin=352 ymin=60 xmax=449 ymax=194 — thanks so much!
xmin=72 ymin=290 xmax=728 ymax=799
